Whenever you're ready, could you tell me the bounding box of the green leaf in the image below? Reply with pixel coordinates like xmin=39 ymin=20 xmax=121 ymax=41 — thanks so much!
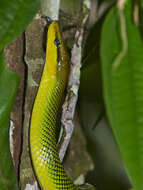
xmin=0 ymin=0 xmax=42 ymax=50
xmin=78 ymin=23 xmax=131 ymax=189
xmin=0 ymin=51 xmax=19 ymax=190
xmin=101 ymin=2 xmax=143 ymax=190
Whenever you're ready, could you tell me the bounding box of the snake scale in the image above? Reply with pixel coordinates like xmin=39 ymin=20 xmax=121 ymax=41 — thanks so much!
xmin=30 ymin=20 xmax=78 ymax=190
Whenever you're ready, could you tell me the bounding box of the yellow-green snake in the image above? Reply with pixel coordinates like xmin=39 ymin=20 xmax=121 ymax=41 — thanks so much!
xmin=30 ymin=20 xmax=78 ymax=190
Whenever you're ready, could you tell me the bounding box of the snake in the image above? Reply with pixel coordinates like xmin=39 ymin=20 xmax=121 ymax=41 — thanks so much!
xmin=30 ymin=19 xmax=95 ymax=190
xmin=29 ymin=20 xmax=78 ymax=190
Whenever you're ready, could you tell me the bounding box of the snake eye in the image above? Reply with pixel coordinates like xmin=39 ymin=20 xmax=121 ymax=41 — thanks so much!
xmin=54 ymin=38 xmax=62 ymax=46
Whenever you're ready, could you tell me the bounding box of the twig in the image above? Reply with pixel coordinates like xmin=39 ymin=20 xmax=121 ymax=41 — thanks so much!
xmin=112 ymin=0 xmax=128 ymax=69
xmin=59 ymin=14 xmax=89 ymax=162
xmin=133 ymin=1 xmax=139 ymax=26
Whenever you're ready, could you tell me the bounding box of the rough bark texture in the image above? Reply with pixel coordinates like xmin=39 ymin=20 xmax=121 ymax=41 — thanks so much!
xmin=20 ymin=17 xmax=45 ymax=190
xmin=4 ymin=34 xmax=25 ymax=175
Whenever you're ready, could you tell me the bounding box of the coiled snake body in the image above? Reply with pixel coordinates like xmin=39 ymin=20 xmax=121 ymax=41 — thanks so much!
xmin=30 ymin=21 xmax=78 ymax=190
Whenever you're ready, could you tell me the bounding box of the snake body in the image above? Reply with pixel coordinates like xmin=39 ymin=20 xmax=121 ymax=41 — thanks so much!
xmin=30 ymin=21 xmax=78 ymax=190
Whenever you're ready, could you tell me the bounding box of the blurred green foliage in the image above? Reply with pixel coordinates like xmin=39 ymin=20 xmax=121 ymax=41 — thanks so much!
xmin=0 ymin=52 xmax=19 ymax=190
xmin=101 ymin=1 xmax=143 ymax=189
xmin=0 ymin=0 xmax=42 ymax=50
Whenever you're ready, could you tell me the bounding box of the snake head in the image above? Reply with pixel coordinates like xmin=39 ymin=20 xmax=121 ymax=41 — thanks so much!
xmin=46 ymin=21 xmax=69 ymax=79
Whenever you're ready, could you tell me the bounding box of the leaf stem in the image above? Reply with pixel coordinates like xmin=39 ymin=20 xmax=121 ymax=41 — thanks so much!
xmin=112 ymin=5 xmax=128 ymax=69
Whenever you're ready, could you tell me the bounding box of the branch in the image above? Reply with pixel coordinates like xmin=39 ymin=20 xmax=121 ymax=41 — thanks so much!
xmin=59 ymin=14 xmax=89 ymax=162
